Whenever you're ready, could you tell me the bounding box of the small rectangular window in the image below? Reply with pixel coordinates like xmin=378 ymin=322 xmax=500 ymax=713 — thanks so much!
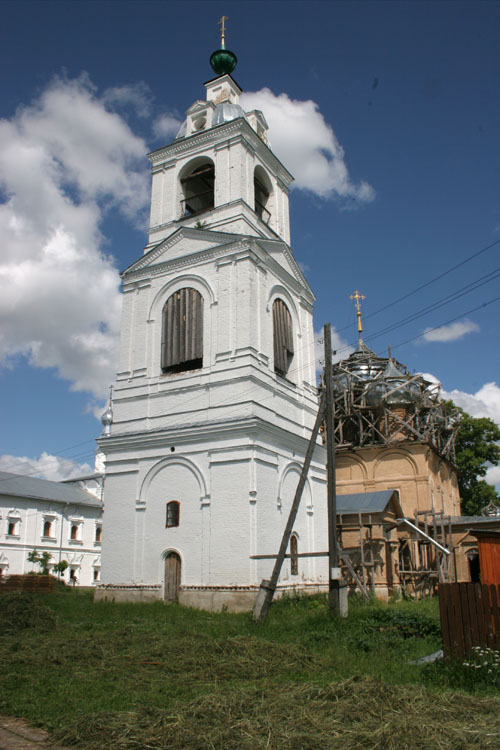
xmin=166 ymin=501 xmax=180 ymax=528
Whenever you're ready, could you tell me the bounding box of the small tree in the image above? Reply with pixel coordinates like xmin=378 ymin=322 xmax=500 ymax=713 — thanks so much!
xmin=52 ymin=560 xmax=68 ymax=577
xmin=451 ymin=406 xmax=500 ymax=516
xmin=27 ymin=549 xmax=52 ymax=575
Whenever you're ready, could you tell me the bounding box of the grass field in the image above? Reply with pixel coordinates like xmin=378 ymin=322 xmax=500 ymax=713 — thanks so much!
xmin=1 ymin=589 xmax=500 ymax=749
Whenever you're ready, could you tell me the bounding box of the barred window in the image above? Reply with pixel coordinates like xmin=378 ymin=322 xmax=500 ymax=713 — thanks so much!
xmin=161 ymin=288 xmax=203 ymax=374
xmin=166 ymin=501 xmax=180 ymax=528
xmin=273 ymin=298 xmax=294 ymax=377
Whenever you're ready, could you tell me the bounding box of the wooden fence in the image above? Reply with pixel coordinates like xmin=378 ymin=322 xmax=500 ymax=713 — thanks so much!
xmin=439 ymin=582 xmax=500 ymax=657
xmin=0 ymin=574 xmax=59 ymax=594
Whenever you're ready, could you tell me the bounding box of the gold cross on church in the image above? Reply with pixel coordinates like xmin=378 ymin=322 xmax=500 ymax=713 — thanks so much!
xmin=349 ymin=289 xmax=366 ymax=335
xmin=219 ymin=15 xmax=229 ymax=47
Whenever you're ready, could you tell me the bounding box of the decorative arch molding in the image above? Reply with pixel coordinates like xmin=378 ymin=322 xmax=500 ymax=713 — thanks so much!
xmin=178 ymin=155 xmax=215 ymax=181
xmin=267 ymin=284 xmax=300 ymax=328
xmin=0 ymin=552 xmax=9 ymax=569
xmin=336 ymin=454 xmax=368 ymax=481
xmin=139 ymin=455 xmax=210 ymax=506
xmin=373 ymin=449 xmax=419 ymax=479
xmin=161 ymin=546 xmax=183 ymax=562
xmin=148 ymin=273 xmax=217 ymax=322
xmin=278 ymin=461 xmax=312 ymax=509
xmin=67 ymin=553 xmax=84 ymax=565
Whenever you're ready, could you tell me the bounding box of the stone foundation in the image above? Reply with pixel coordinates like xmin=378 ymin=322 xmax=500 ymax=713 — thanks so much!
xmin=94 ymin=582 xmax=331 ymax=611
xmin=94 ymin=584 xmax=162 ymax=603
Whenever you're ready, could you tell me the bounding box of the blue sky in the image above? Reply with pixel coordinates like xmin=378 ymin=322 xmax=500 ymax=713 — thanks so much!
xmin=0 ymin=0 xmax=499 ymax=486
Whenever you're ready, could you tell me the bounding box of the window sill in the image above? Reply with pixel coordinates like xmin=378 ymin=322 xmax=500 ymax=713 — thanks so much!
xmin=6 ymin=534 xmax=20 ymax=540
xmin=68 ymin=539 xmax=83 ymax=545
xmin=275 ymin=373 xmax=297 ymax=388
xmin=41 ymin=536 xmax=57 ymax=542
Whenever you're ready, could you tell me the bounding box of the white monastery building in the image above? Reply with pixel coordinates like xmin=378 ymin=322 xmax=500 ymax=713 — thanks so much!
xmin=95 ymin=41 xmax=330 ymax=610
xmin=0 ymin=470 xmax=103 ymax=586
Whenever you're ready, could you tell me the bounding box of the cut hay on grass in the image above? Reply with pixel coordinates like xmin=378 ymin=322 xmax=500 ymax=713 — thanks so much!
xmin=54 ymin=676 xmax=500 ymax=750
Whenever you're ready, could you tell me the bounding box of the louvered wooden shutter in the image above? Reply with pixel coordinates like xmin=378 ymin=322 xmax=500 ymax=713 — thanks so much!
xmin=273 ymin=299 xmax=293 ymax=376
xmin=162 ymin=288 xmax=203 ymax=371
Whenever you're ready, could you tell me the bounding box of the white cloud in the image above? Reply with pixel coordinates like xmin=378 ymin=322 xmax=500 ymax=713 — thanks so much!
xmin=0 ymin=74 xmax=150 ymax=400
xmin=442 ymin=382 xmax=500 ymax=425
xmin=0 ymin=452 xmax=93 ymax=482
xmin=102 ymin=82 xmax=152 ymax=118
xmin=240 ymin=89 xmax=375 ymax=204
xmin=423 ymin=319 xmax=479 ymax=343
xmin=153 ymin=113 xmax=182 ymax=139
xmin=486 ymin=465 xmax=500 ymax=488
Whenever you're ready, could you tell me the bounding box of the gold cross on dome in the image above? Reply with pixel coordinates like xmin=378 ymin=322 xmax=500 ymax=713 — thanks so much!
xmin=349 ymin=290 xmax=366 ymax=334
xmin=219 ymin=15 xmax=228 ymax=46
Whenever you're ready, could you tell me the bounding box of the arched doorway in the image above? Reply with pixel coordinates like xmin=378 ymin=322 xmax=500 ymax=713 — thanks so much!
xmin=164 ymin=552 xmax=181 ymax=602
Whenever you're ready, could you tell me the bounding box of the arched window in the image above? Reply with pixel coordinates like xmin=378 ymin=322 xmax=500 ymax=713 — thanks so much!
xmin=95 ymin=526 xmax=102 ymax=543
xmin=273 ymin=298 xmax=294 ymax=377
xmin=181 ymin=161 xmax=214 ymax=217
xmin=70 ymin=524 xmax=79 ymax=541
xmin=43 ymin=520 xmax=52 ymax=537
xmin=166 ymin=501 xmax=180 ymax=528
xmin=254 ymin=166 xmax=272 ymax=224
xmin=162 ymin=288 xmax=203 ymax=374
xmin=290 ymin=534 xmax=298 ymax=576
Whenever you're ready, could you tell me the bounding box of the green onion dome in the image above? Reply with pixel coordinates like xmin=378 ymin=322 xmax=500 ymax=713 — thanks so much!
xmin=210 ymin=48 xmax=237 ymax=76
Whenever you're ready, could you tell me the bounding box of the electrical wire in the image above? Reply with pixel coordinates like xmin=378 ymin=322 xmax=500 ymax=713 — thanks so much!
xmin=335 ymin=236 xmax=500 ymax=334
xmin=332 ymin=264 xmax=500 ymax=358
xmin=384 ymin=293 xmax=500 ymax=355
xmin=5 ymin=240 xmax=500 ymax=478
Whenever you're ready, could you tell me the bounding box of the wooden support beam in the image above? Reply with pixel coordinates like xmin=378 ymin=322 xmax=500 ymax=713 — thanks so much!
xmin=252 ymin=392 xmax=326 ymax=623
xmin=251 ymin=551 xmax=329 ymax=560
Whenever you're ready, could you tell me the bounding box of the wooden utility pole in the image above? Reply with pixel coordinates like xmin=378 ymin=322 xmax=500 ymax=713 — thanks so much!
xmin=324 ymin=322 xmax=342 ymax=617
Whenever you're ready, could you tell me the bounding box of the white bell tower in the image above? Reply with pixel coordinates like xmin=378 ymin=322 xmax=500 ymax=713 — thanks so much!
xmin=96 ymin=31 xmax=327 ymax=610
xmin=148 ymin=72 xmax=291 ymax=246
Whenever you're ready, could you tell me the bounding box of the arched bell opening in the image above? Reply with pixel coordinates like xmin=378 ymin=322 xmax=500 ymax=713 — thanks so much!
xmin=180 ymin=158 xmax=215 ymax=218
xmin=254 ymin=165 xmax=273 ymax=225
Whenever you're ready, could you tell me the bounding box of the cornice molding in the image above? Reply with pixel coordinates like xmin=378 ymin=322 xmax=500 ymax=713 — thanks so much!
xmin=97 ymin=414 xmax=324 ymax=460
xmin=147 ymin=118 xmax=293 ymax=186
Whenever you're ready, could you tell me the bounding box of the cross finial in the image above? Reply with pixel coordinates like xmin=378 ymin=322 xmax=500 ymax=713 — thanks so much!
xmin=349 ymin=289 xmax=366 ymax=338
xmin=219 ymin=15 xmax=229 ymax=48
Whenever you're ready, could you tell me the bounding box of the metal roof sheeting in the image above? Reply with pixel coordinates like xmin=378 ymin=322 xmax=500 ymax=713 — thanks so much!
xmin=0 ymin=471 xmax=102 ymax=508
xmin=337 ymin=489 xmax=399 ymax=514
